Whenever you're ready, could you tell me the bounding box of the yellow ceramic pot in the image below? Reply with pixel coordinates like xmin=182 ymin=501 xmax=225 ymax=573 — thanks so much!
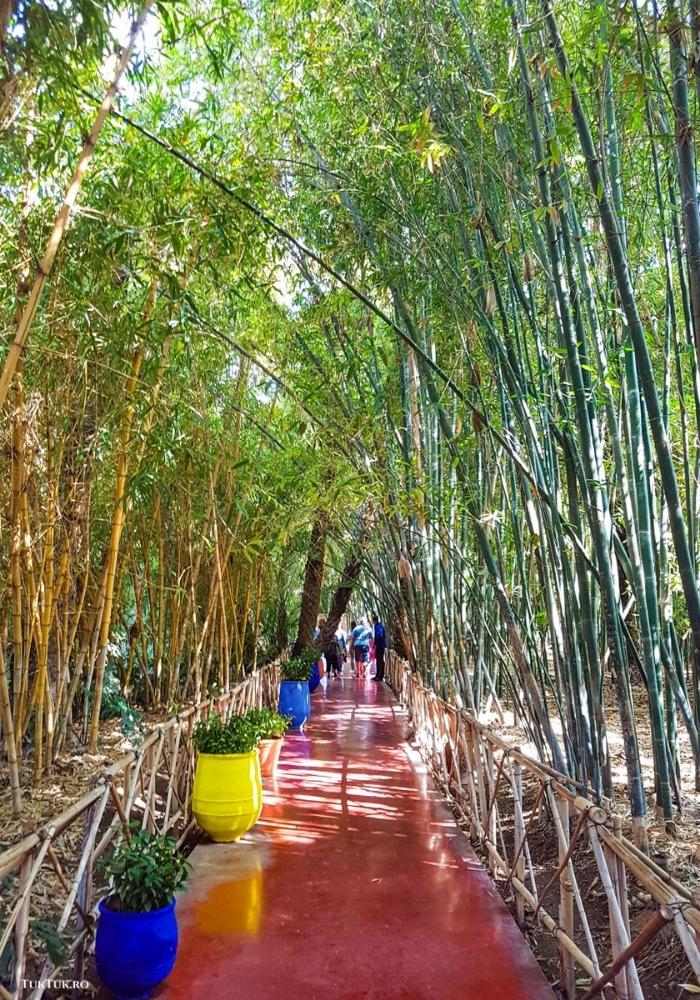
xmin=192 ymin=751 xmax=263 ymax=843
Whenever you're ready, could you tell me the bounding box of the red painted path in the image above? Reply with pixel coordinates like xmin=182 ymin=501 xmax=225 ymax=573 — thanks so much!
xmin=162 ymin=678 xmax=555 ymax=1000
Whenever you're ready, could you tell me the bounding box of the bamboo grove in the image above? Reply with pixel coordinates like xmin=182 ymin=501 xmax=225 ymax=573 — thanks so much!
xmin=3 ymin=0 xmax=700 ymax=848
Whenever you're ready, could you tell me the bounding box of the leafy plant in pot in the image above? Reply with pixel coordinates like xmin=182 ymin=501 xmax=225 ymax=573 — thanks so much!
xmin=278 ymin=656 xmax=312 ymax=730
xmin=96 ymin=828 xmax=191 ymax=1000
xmin=191 ymin=713 xmax=263 ymax=842
xmin=247 ymin=706 xmax=291 ymax=776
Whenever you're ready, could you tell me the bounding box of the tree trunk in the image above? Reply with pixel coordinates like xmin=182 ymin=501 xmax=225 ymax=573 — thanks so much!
xmin=318 ymin=555 xmax=362 ymax=651
xmin=292 ymin=512 xmax=328 ymax=656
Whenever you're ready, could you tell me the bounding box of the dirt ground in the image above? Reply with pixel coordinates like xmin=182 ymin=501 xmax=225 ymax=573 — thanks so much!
xmin=0 ymin=711 xmax=166 ymax=850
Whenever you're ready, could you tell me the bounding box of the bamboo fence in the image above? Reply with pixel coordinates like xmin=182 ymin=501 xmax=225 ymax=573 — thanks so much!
xmin=387 ymin=652 xmax=700 ymax=999
xmin=0 ymin=661 xmax=280 ymax=1000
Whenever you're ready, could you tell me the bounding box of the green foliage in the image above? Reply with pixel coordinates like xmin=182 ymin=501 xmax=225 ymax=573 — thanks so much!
xmin=103 ymin=828 xmax=191 ymax=914
xmin=191 ymin=712 xmax=260 ymax=754
xmin=0 ymin=919 xmax=68 ymax=978
xmin=100 ymin=658 xmax=143 ymax=737
xmin=4 ymin=0 xmax=700 ymax=834
xmin=280 ymin=654 xmax=314 ymax=681
xmin=246 ymin=706 xmax=291 ymax=740
xmin=30 ymin=921 xmax=69 ymax=965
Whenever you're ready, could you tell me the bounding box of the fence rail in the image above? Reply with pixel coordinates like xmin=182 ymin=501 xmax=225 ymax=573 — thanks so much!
xmin=387 ymin=652 xmax=700 ymax=999
xmin=0 ymin=662 xmax=280 ymax=1000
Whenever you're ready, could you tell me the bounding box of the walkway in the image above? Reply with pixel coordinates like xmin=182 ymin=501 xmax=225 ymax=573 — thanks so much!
xmin=163 ymin=678 xmax=555 ymax=1000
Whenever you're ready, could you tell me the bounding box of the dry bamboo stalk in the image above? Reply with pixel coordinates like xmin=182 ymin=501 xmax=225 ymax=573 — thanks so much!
xmin=484 ymin=747 xmax=508 ymax=836
xmin=471 ymin=724 xmax=489 ymax=840
xmin=605 ymin=816 xmax=630 ymax=999
xmin=673 ymin=910 xmax=700 ymax=980
xmin=580 ymin=906 xmax=674 ymax=1000
xmin=0 ymin=834 xmax=53 ymax=960
xmin=612 ymin=815 xmax=634 ymax=998
xmin=0 ymin=636 xmax=21 ymax=815
xmin=0 ymin=1 xmax=155 ymax=409
xmin=556 ymin=798 xmax=576 ymax=1000
xmin=602 ymin=823 xmax=696 ymax=906
xmin=504 ymin=777 xmax=546 ymax=898
xmin=123 ymin=747 xmax=147 ymax=818
xmin=0 ymin=832 xmax=41 ymax=880
xmin=141 ymin=730 xmax=165 ymax=832
xmin=16 ymin=432 xmax=40 ymax=743
xmin=109 ymin=778 xmax=130 ymax=832
xmin=33 ymin=472 xmax=56 ymax=780
xmin=162 ymin=721 xmax=183 ymax=830
xmin=45 ymin=845 xmax=90 ymax=926
xmin=12 ymin=853 xmax=32 ymax=999
xmin=54 ymin=785 xmax=110 ymax=934
xmin=588 ymin=826 xmax=644 ymax=1000
xmin=512 ymin=760 xmax=526 ymax=925
xmin=482 ymin=835 xmax=596 ymax=976
xmin=73 ymin=806 xmax=95 ymax=984
xmin=459 ymin=726 xmax=480 ymax=838
xmin=460 ymin=707 xmax=590 ymax=793
xmin=545 ymin=787 xmax=601 ymax=975
xmin=10 ymin=373 xmax=25 ymax=723
xmin=176 ymin=816 xmax=197 ymax=850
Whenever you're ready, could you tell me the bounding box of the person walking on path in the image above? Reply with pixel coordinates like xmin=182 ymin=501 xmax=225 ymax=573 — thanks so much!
xmin=324 ymin=631 xmax=342 ymax=678
xmin=372 ymin=614 xmax=387 ymax=682
xmin=336 ymin=626 xmax=347 ymax=674
xmin=351 ymin=618 xmax=373 ymax=678
xmin=348 ymin=621 xmax=356 ymax=676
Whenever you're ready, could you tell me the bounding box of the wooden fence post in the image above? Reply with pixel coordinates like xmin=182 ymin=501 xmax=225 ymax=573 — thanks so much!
xmin=513 ymin=761 xmax=526 ymax=927
xmin=556 ymin=797 xmax=576 ymax=1000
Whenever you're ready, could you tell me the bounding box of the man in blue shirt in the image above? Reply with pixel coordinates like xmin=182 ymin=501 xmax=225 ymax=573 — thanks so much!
xmin=351 ymin=618 xmax=373 ymax=677
xmin=372 ymin=614 xmax=387 ymax=682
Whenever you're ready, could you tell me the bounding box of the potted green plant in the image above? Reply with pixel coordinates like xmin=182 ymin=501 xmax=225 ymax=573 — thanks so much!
xmin=278 ymin=656 xmax=312 ymax=730
xmin=191 ymin=713 xmax=263 ymax=842
xmin=247 ymin=706 xmax=291 ymax=776
xmin=95 ymin=828 xmax=191 ymax=999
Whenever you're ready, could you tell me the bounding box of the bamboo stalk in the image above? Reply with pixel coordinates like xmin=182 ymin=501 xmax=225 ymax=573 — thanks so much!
xmin=88 ymin=278 xmax=157 ymax=751
xmin=580 ymin=907 xmax=674 ymax=1000
xmin=0 ymin=632 xmax=21 ymax=815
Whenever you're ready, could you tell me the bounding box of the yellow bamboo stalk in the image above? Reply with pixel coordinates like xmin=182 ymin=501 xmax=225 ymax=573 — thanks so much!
xmin=0 ymin=1 xmax=155 ymax=409
xmin=251 ymin=562 xmax=265 ymax=671
xmin=33 ymin=453 xmax=57 ymax=781
xmin=156 ymin=515 xmax=165 ymax=703
xmin=0 ymin=629 xmax=21 ymax=816
xmin=209 ymin=470 xmax=230 ymax=689
xmin=87 ymin=345 xmax=144 ymax=749
xmin=87 ymin=275 xmax=157 ymax=750
xmin=10 ymin=372 xmax=24 ymax=721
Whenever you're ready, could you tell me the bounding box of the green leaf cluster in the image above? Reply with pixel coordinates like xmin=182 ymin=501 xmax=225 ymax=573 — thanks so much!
xmin=103 ymin=828 xmax=191 ymax=914
xmin=280 ymin=654 xmax=315 ymax=681
xmin=246 ymin=706 xmax=291 ymax=740
xmin=191 ymin=712 xmax=260 ymax=755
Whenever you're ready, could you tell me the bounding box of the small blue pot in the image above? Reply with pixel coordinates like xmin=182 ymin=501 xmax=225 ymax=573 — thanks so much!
xmin=96 ymin=897 xmax=178 ymax=999
xmin=309 ymin=661 xmax=321 ymax=693
xmin=278 ymin=679 xmax=311 ymax=730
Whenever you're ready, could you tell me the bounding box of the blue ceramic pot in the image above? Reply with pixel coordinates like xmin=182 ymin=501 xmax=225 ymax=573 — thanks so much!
xmin=95 ymin=898 xmax=178 ymax=999
xmin=309 ymin=661 xmax=321 ymax=693
xmin=278 ymin=679 xmax=311 ymax=730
